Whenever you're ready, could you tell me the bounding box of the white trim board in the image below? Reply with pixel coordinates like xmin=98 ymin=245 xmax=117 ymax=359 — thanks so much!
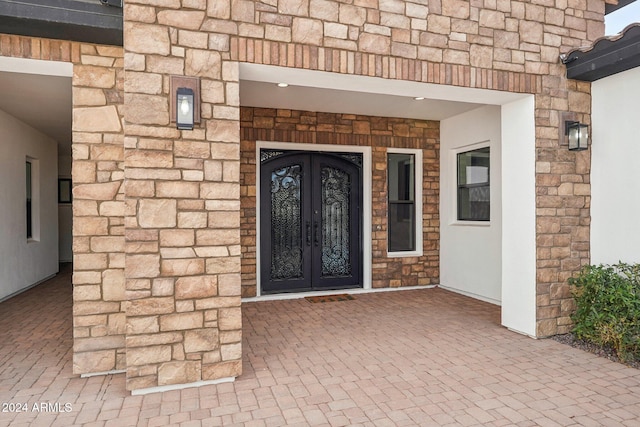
xmin=131 ymin=377 xmax=236 ymax=396
xmin=437 ymin=285 xmax=501 ymax=306
xmin=0 ymin=57 xmax=73 ymax=77
xmin=0 ymin=273 xmax=55 ymax=303
xmin=243 ymin=284 xmax=437 ymax=303
xmin=81 ymin=369 xmax=126 ymax=378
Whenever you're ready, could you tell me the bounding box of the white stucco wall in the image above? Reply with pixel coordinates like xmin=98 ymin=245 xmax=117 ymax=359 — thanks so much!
xmin=440 ymin=105 xmax=503 ymax=304
xmin=0 ymin=109 xmax=59 ymax=301
xmin=500 ymin=96 xmax=536 ymax=337
xmin=591 ymin=67 xmax=640 ymax=265
xmin=440 ymin=98 xmax=537 ymax=337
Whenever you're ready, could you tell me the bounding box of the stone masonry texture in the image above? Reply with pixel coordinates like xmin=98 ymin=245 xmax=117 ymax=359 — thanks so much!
xmin=123 ymin=1 xmax=242 ymax=391
xmin=72 ymin=44 xmax=126 ymax=375
xmin=0 ymin=0 xmax=607 ymax=391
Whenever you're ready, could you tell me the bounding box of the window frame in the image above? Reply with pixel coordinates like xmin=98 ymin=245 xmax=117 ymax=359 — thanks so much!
xmin=26 ymin=160 xmax=33 ymax=239
xmin=386 ymin=148 xmax=423 ymax=257
xmin=25 ymin=156 xmax=40 ymax=242
xmin=453 ymin=143 xmax=491 ymax=225
xmin=58 ymin=178 xmax=72 ymax=203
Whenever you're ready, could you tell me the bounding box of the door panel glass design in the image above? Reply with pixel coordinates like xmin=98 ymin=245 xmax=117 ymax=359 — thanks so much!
xmin=260 ymin=151 xmax=362 ymax=293
xmin=321 ymin=166 xmax=351 ymax=277
xmin=269 ymin=165 xmax=303 ymax=280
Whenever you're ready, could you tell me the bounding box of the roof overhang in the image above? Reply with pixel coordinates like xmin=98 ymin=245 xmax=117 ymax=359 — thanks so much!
xmin=606 ymin=0 xmax=636 ymax=14
xmin=563 ymin=24 xmax=640 ymax=82
xmin=0 ymin=0 xmax=122 ymax=46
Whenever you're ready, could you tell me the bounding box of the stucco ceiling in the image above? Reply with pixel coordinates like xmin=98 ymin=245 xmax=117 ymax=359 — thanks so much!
xmin=239 ymin=64 xmax=487 ymax=121
xmin=0 ymin=70 xmax=72 ymax=154
xmin=239 ymin=64 xmax=526 ymax=121
xmin=240 ymin=80 xmax=483 ymax=121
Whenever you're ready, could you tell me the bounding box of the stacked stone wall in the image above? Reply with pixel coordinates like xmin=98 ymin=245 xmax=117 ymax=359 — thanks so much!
xmin=535 ymin=78 xmax=591 ymax=335
xmin=72 ymin=44 xmax=126 ymax=373
xmin=123 ymin=2 xmax=242 ymax=390
xmin=240 ymin=107 xmax=440 ymax=297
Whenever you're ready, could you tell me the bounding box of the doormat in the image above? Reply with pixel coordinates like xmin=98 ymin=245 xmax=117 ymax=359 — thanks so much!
xmin=305 ymin=294 xmax=355 ymax=303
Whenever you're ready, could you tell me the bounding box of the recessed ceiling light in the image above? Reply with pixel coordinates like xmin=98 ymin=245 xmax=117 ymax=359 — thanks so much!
xmin=414 ymin=96 xmax=425 ymax=100
xmin=277 ymin=83 xmax=289 ymax=88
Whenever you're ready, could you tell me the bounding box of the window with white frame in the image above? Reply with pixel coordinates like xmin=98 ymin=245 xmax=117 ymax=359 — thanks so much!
xmin=457 ymin=146 xmax=490 ymax=221
xmin=387 ymin=149 xmax=422 ymax=255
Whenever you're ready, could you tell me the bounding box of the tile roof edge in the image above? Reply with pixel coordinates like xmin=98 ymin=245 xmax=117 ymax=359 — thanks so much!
xmin=561 ymin=22 xmax=640 ymax=64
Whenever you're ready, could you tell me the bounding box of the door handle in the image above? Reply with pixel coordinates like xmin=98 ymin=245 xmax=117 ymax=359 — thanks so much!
xmin=314 ymin=221 xmax=319 ymax=246
xmin=305 ymin=221 xmax=311 ymax=246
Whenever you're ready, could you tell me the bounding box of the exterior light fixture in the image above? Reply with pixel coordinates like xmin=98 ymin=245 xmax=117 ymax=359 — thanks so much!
xmin=170 ymin=76 xmax=200 ymax=128
xmin=565 ymin=121 xmax=589 ymax=151
xmin=277 ymin=83 xmax=289 ymax=88
xmin=176 ymin=87 xmax=194 ymax=130
xmin=414 ymin=97 xmax=425 ymax=100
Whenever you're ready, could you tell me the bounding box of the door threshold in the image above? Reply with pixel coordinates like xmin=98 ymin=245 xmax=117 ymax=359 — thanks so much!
xmin=242 ymin=284 xmax=437 ymax=303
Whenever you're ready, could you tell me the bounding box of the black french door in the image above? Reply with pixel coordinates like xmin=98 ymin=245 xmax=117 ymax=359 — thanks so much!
xmin=260 ymin=150 xmax=362 ymax=293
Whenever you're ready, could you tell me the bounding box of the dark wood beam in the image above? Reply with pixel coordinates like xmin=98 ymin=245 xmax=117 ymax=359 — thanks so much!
xmin=0 ymin=0 xmax=122 ymax=46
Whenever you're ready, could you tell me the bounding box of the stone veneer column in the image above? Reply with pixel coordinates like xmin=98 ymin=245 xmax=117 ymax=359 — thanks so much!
xmin=71 ymin=45 xmax=126 ymax=374
xmin=123 ymin=1 xmax=242 ymax=390
xmin=534 ymin=79 xmax=592 ymax=337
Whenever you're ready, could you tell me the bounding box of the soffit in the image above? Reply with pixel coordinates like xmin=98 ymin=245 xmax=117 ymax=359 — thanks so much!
xmin=0 ymin=58 xmax=72 ymax=154
xmin=606 ymin=0 xmax=637 ymax=14
xmin=240 ymin=64 xmax=527 ymax=122
xmin=0 ymin=0 xmax=122 ymax=46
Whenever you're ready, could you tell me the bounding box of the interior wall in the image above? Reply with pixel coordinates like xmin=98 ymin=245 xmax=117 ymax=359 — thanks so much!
xmin=440 ymin=105 xmax=502 ymax=304
xmin=591 ymin=66 xmax=640 ymax=265
xmin=0 ymin=108 xmax=58 ymax=301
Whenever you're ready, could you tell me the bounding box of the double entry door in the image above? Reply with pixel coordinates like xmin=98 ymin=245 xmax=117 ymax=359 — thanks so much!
xmin=260 ymin=150 xmax=362 ymax=294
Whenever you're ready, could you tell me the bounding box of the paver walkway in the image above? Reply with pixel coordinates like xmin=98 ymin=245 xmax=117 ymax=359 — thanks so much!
xmin=1 ymin=267 xmax=640 ymax=426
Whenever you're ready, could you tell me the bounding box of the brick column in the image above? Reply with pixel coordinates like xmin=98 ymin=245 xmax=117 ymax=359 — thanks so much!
xmin=123 ymin=1 xmax=242 ymax=391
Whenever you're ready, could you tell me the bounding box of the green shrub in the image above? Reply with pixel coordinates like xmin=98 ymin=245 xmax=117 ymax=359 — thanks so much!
xmin=569 ymin=263 xmax=640 ymax=362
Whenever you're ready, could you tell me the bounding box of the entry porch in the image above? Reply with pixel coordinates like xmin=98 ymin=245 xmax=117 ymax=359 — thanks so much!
xmin=1 ymin=270 xmax=639 ymax=426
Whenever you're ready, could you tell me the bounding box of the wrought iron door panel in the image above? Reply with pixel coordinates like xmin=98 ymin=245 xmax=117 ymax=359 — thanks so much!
xmin=269 ymin=165 xmax=304 ymax=281
xmin=321 ymin=165 xmax=351 ymax=277
xmin=260 ymin=151 xmax=362 ymax=293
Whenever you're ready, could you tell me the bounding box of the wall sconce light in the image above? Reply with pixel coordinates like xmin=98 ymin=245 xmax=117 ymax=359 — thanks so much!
xmin=565 ymin=121 xmax=589 ymax=151
xmin=176 ymin=87 xmax=194 ymax=130
xmin=170 ymin=75 xmax=200 ymax=129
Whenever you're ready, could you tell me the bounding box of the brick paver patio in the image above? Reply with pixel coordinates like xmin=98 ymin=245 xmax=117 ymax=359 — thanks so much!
xmin=2 ymin=267 xmax=640 ymax=426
